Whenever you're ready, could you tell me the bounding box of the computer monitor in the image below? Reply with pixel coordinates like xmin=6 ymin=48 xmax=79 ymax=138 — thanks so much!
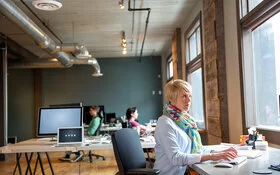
xmin=105 ymin=113 xmax=116 ymax=124
xmin=37 ymin=106 xmax=83 ymax=137
xmin=49 ymin=102 xmax=83 ymax=107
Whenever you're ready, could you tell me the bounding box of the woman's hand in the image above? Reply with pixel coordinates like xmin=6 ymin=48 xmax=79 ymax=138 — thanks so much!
xmin=219 ymin=147 xmax=238 ymax=155
xmin=201 ymin=147 xmax=238 ymax=162
xmin=211 ymin=151 xmax=238 ymax=161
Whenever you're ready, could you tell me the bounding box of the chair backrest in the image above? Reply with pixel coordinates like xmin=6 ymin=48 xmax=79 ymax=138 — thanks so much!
xmin=112 ymin=128 xmax=146 ymax=173
xmin=94 ymin=116 xmax=104 ymax=136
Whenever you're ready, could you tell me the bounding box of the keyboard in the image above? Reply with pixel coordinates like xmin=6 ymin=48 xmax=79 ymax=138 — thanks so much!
xmin=223 ymin=156 xmax=247 ymax=165
xmin=84 ymin=136 xmax=111 ymax=144
xmin=55 ymin=143 xmax=84 ymax=147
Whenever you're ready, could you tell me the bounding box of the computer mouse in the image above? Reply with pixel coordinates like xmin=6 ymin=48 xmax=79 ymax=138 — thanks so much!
xmin=214 ymin=162 xmax=233 ymax=168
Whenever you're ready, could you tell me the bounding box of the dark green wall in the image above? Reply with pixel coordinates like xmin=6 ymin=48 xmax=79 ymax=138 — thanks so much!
xmin=42 ymin=56 xmax=163 ymax=122
xmin=8 ymin=69 xmax=34 ymax=141
xmin=8 ymin=56 xmax=163 ymax=141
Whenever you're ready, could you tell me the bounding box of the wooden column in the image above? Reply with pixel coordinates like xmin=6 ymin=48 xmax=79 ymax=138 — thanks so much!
xmin=0 ymin=35 xmax=8 ymax=161
xmin=172 ymin=28 xmax=182 ymax=79
xmin=203 ymin=0 xmax=229 ymax=144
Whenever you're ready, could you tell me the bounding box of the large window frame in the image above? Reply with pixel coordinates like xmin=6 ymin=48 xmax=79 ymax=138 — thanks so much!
xmin=184 ymin=12 xmax=206 ymax=130
xmin=238 ymin=0 xmax=280 ymax=144
xmin=166 ymin=53 xmax=173 ymax=82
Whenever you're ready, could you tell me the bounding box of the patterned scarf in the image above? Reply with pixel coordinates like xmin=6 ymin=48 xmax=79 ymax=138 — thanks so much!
xmin=163 ymin=104 xmax=203 ymax=154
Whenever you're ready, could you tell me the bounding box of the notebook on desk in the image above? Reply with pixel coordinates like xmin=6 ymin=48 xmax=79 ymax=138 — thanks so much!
xmin=55 ymin=127 xmax=84 ymax=147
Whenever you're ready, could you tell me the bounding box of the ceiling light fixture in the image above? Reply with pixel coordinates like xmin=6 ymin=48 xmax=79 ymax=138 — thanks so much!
xmin=32 ymin=0 xmax=62 ymax=11
xmin=119 ymin=0 xmax=125 ymax=9
xmin=121 ymin=31 xmax=127 ymax=55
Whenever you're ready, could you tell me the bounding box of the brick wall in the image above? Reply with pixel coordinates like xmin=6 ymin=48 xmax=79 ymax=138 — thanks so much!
xmin=203 ymin=0 xmax=229 ymax=144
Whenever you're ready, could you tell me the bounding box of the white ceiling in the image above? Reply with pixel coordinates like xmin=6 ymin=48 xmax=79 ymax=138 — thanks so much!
xmin=1 ymin=0 xmax=198 ymax=59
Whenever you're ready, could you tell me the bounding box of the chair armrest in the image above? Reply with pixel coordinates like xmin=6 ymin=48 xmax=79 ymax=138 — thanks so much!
xmin=126 ymin=168 xmax=160 ymax=175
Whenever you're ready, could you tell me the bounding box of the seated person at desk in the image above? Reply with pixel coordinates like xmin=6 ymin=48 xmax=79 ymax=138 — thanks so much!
xmin=126 ymin=107 xmax=148 ymax=133
xmin=154 ymin=79 xmax=238 ymax=175
xmin=86 ymin=105 xmax=101 ymax=136
xmin=60 ymin=105 xmax=101 ymax=162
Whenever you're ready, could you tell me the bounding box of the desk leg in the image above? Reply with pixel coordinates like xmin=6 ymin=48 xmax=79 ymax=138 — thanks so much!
xmin=88 ymin=151 xmax=93 ymax=163
xmin=145 ymin=148 xmax=152 ymax=168
xmin=33 ymin=155 xmax=39 ymax=174
xmin=13 ymin=153 xmax=22 ymax=175
xmin=24 ymin=153 xmax=33 ymax=175
xmin=36 ymin=153 xmax=45 ymax=175
xmin=45 ymin=152 xmax=54 ymax=175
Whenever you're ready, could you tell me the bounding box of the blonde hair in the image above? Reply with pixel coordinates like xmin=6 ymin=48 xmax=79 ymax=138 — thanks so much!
xmin=164 ymin=79 xmax=192 ymax=104
xmin=91 ymin=105 xmax=100 ymax=113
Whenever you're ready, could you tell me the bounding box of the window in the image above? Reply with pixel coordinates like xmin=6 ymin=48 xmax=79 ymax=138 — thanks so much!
xmin=167 ymin=54 xmax=173 ymax=81
xmin=185 ymin=12 xmax=205 ymax=129
xmin=240 ymin=1 xmax=280 ymax=134
xmin=240 ymin=0 xmax=263 ymax=18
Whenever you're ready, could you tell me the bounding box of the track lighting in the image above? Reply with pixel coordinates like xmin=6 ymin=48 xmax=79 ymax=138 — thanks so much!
xmin=119 ymin=0 xmax=125 ymax=9
xmin=121 ymin=31 xmax=127 ymax=55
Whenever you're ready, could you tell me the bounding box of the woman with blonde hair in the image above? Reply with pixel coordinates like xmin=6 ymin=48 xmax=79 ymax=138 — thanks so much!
xmin=154 ymin=79 xmax=237 ymax=175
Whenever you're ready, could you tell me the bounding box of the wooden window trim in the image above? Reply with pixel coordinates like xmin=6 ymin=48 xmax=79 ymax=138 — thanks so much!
xmin=184 ymin=11 xmax=206 ymax=130
xmin=186 ymin=54 xmax=202 ymax=74
xmin=237 ymin=0 xmax=280 ymax=145
xmin=241 ymin=0 xmax=280 ymax=30
xmin=166 ymin=53 xmax=173 ymax=82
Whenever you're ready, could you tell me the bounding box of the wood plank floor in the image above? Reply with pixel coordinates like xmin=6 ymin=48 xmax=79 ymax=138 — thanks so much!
xmin=0 ymin=150 xmax=155 ymax=175
xmin=0 ymin=150 xmax=119 ymax=175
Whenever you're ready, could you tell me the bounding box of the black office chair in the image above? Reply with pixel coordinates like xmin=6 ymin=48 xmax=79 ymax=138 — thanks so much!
xmin=85 ymin=113 xmax=106 ymax=163
xmin=112 ymin=128 xmax=160 ymax=175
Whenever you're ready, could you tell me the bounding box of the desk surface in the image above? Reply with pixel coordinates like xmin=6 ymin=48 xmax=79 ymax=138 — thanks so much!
xmin=0 ymin=136 xmax=155 ymax=153
xmin=84 ymin=124 xmax=122 ymax=132
xmin=100 ymin=126 xmax=122 ymax=132
xmin=192 ymin=147 xmax=280 ymax=175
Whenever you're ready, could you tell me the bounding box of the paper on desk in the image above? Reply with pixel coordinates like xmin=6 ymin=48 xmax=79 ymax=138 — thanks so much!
xmin=140 ymin=136 xmax=155 ymax=143
xmin=237 ymin=149 xmax=262 ymax=159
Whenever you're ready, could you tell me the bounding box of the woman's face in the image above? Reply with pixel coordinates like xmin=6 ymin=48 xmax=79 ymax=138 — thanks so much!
xmin=172 ymin=89 xmax=192 ymax=112
xmin=131 ymin=110 xmax=139 ymax=119
xmin=89 ymin=108 xmax=97 ymax=117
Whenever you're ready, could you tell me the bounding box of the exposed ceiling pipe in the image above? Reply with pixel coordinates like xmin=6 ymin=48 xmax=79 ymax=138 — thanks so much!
xmin=55 ymin=44 xmax=92 ymax=59
xmin=128 ymin=0 xmax=151 ymax=62
xmin=0 ymin=0 xmax=102 ymax=76
xmin=0 ymin=0 xmax=71 ymax=67
xmin=71 ymin=58 xmax=103 ymax=77
xmin=9 ymin=57 xmax=103 ymax=77
xmin=20 ymin=0 xmax=63 ymax=44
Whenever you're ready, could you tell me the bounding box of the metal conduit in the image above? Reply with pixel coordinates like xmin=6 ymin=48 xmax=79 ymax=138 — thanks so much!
xmin=0 ymin=0 xmax=71 ymax=67
xmin=0 ymin=0 xmax=102 ymax=76
xmin=128 ymin=0 xmax=151 ymax=62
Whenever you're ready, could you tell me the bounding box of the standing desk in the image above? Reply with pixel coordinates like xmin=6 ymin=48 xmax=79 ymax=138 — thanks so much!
xmin=192 ymin=146 xmax=280 ymax=175
xmin=0 ymin=136 xmax=156 ymax=175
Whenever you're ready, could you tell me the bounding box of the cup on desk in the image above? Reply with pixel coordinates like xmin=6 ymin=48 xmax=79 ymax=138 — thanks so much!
xmin=240 ymin=135 xmax=249 ymax=146
xmin=122 ymin=121 xmax=128 ymax=128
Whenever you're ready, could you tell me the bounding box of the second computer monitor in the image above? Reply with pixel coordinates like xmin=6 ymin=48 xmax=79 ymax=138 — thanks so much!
xmin=105 ymin=113 xmax=116 ymax=124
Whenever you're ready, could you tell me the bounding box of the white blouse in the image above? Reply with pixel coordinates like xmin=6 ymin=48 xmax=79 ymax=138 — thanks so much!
xmin=154 ymin=115 xmax=203 ymax=175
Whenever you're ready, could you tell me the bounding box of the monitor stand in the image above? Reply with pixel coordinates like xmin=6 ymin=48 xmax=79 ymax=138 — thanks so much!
xmin=50 ymin=136 xmax=57 ymax=142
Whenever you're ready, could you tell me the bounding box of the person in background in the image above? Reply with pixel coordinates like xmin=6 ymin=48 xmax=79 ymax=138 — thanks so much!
xmin=126 ymin=107 xmax=147 ymax=133
xmin=86 ymin=105 xmax=101 ymax=136
xmin=154 ymin=79 xmax=238 ymax=175
xmin=60 ymin=105 xmax=101 ymax=162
